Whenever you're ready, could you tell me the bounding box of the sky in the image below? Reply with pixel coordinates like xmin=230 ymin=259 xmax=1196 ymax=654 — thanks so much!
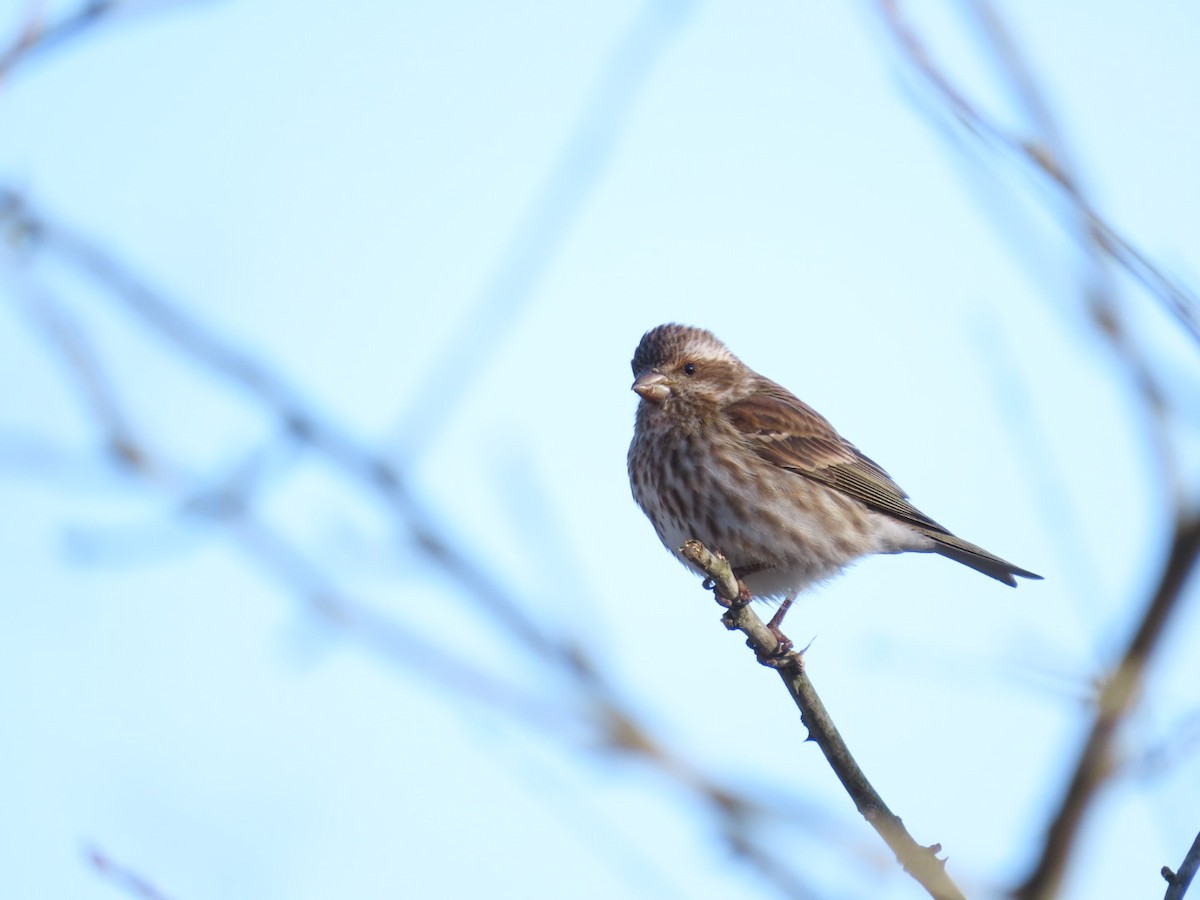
xmin=1 ymin=1 xmax=1199 ymax=899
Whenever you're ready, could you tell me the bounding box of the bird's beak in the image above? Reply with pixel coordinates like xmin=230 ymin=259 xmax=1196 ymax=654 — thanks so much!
xmin=632 ymin=370 xmax=670 ymax=404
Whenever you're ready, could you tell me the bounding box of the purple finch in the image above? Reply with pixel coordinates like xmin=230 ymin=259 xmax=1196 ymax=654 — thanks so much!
xmin=627 ymin=324 xmax=1040 ymax=611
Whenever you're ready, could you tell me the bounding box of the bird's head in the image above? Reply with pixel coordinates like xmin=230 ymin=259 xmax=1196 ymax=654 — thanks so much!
xmin=630 ymin=324 xmax=746 ymax=414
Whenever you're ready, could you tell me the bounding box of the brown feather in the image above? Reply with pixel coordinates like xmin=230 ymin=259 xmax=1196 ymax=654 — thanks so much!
xmin=724 ymin=384 xmax=1042 ymax=586
xmin=725 ymin=386 xmax=945 ymax=531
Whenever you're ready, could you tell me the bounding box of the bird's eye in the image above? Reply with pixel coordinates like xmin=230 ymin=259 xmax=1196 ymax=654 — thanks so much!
xmin=683 ymin=363 xmax=696 ymax=376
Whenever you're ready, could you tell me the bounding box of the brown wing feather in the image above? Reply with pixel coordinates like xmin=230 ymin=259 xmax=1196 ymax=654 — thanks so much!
xmin=723 ymin=382 xmax=1042 ymax=585
xmin=723 ymin=384 xmax=950 ymax=533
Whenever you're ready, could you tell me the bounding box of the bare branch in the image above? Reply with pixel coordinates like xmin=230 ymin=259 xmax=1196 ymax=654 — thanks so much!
xmin=682 ymin=540 xmax=967 ymax=900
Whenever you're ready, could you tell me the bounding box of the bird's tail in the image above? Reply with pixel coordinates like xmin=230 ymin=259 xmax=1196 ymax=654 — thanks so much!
xmin=918 ymin=529 xmax=1042 ymax=587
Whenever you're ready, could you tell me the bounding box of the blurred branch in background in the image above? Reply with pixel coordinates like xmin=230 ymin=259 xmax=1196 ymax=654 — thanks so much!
xmin=86 ymin=844 xmax=174 ymax=900
xmin=1131 ymin=710 xmax=1200 ymax=782
xmin=0 ymin=0 xmax=197 ymax=84
xmin=391 ymin=0 xmax=695 ymax=464
xmin=876 ymin=1 xmax=1200 ymax=898
xmin=0 ymin=1 xmax=116 ymax=81
xmin=877 ymin=0 xmax=1200 ymax=351
xmin=7 ymin=272 xmax=147 ymax=473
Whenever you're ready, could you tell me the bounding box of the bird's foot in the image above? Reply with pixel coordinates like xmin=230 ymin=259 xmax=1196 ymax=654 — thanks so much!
xmin=752 ymin=624 xmax=798 ymax=668
xmin=709 ymin=577 xmax=752 ymax=611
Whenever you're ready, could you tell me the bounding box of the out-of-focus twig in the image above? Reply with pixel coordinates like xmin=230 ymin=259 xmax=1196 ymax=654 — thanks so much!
xmin=724 ymin=828 xmax=823 ymax=900
xmin=391 ymin=0 xmax=695 ymax=464
xmin=86 ymin=844 xmax=174 ymax=900
xmin=7 ymin=277 xmax=151 ymax=473
xmin=1 ymin=1 xmax=119 ymax=82
xmin=1129 ymin=710 xmax=1200 ymax=781
xmin=0 ymin=0 xmax=203 ymax=84
xmin=4 ymin=186 xmax=574 ymax=667
xmin=957 ymin=0 xmax=1182 ymax=500
xmin=223 ymin=510 xmax=581 ymax=732
xmin=682 ymin=540 xmax=967 ymax=900
xmin=1164 ymin=829 xmax=1200 ymax=900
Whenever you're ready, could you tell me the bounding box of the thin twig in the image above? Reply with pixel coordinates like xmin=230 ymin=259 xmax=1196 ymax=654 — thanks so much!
xmin=1164 ymin=829 xmax=1200 ymax=900
xmin=682 ymin=540 xmax=967 ymax=900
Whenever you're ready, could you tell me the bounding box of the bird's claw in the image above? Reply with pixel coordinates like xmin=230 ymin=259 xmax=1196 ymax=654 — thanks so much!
xmin=709 ymin=579 xmax=752 ymax=611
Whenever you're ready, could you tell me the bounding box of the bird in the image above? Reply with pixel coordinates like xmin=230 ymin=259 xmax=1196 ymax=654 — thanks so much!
xmin=627 ymin=323 xmax=1040 ymax=631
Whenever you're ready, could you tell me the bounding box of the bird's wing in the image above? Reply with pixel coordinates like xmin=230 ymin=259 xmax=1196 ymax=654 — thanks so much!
xmin=723 ymin=384 xmax=950 ymax=533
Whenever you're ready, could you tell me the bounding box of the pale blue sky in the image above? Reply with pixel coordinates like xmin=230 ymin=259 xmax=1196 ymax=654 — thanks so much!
xmin=2 ymin=2 xmax=1198 ymax=898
